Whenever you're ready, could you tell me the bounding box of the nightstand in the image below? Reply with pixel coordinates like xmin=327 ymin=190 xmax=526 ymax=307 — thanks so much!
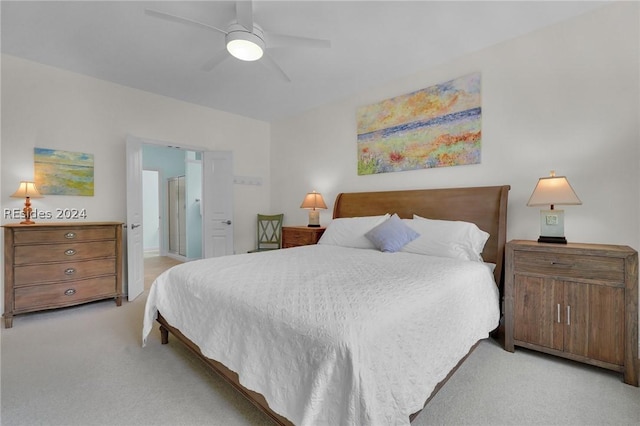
xmin=282 ymin=226 xmax=325 ymax=248
xmin=504 ymin=240 xmax=638 ymax=386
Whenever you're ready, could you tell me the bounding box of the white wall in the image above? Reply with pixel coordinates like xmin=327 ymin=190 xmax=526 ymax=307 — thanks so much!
xmin=271 ymin=2 xmax=640 ymax=351
xmin=271 ymin=2 xmax=639 ymax=254
xmin=1 ymin=54 xmax=271 ymax=251
xmin=1 ymin=54 xmax=272 ymax=308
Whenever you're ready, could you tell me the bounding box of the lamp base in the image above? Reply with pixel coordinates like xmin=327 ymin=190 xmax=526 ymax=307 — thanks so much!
xmin=538 ymin=236 xmax=567 ymax=244
xmin=307 ymin=209 xmax=321 ymax=227
xmin=20 ymin=200 xmax=35 ymax=225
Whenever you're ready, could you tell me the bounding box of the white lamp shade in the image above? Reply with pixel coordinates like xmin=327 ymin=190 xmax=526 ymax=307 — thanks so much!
xmin=527 ymin=174 xmax=581 ymax=207
xmin=11 ymin=181 xmax=43 ymax=198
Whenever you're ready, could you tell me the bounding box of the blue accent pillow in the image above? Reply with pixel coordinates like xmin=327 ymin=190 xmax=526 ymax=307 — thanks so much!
xmin=365 ymin=214 xmax=420 ymax=253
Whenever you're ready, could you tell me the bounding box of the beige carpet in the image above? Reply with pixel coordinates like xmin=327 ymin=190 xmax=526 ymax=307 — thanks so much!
xmin=1 ymin=268 xmax=639 ymax=425
xmin=1 ymin=292 xmax=273 ymax=425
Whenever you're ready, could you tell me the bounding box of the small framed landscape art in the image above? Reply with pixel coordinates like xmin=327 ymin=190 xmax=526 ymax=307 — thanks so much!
xmin=34 ymin=148 xmax=95 ymax=196
xmin=357 ymin=72 xmax=482 ymax=175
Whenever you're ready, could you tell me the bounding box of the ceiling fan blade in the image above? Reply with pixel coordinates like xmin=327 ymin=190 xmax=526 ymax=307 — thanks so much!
xmin=145 ymin=8 xmax=227 ymax=35
xmin=264 ymin=32 xmax=331 ymax=49
xmin=261 ymin=53 xmax=291 ymax=83
xmin=235 ymin=1 xmax=254 ymax=31
xmin=202 ymin=50 xmax=230 ymax=72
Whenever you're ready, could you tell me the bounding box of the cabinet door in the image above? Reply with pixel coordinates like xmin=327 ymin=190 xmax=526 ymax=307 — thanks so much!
xmin=514 ymin=275 xmax=563 ymax=351
xmin=563 ymin=282 xmax=625 ymax=365
xmin=563 ymin=281 xmax=589 ymax=358
xmin=587 ymin=284 xmax=625 ymax=365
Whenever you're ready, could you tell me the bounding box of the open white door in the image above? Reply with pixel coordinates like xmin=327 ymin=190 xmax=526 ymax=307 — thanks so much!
xmin=125 ymin=135 xmax=144 ymax=301
xmin=202 ymin=151 xmax=234 ymax=257
xmin=126 ymin=138 xmax=234 ymax=300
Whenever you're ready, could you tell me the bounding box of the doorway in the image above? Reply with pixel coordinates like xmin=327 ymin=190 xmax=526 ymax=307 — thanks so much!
xmin=141 ymin=145 xmax=203 ymax=262
xmin=126 ymin=134 xmax=234 ymax=301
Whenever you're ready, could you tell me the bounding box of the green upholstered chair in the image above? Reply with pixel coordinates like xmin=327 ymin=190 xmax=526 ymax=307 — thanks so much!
xmin=248 ymin=213 xmax=284 ymax=253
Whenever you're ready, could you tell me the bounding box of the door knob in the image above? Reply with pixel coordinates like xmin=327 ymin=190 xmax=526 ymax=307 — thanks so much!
xmin=222 ymin=220 xmax=232 ymax=225
xmin=130 ymin=223 xmax=141 ymax=229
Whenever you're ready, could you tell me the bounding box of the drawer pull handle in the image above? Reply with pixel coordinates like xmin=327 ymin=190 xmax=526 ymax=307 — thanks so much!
xmin=64 ymin=288 xmax=76 ymax=296
xmin=557 ymin=303 xmax=561 ymax=323
xmin=64 ymin=268 xmax=76 ymax=275
xmin=65 ymin=249 xmax=77 ymax=256
xmin=64 ymin=232 xmax=76 ymax=239
xmin=567 ymin=305 xmax=571 ymax=325
xmin=550 ymin=261 xmax=572 ymax=267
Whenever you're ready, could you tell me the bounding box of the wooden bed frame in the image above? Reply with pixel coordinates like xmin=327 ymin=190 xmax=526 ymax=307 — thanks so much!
xmin=156 ymin=185 xmax=510 ymax=425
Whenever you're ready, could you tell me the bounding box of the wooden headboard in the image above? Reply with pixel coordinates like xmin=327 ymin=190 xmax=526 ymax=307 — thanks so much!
xmin=332 ymin=185 xmax=510 ymax=286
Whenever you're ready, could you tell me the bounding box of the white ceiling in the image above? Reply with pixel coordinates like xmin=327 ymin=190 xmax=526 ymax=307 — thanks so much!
xmin=1 ymin=1 xmax=606 ymax=122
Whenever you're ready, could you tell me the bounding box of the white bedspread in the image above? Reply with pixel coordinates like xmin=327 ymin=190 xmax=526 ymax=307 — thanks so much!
xmin=142 ymin=245 xmax=499 ymax=425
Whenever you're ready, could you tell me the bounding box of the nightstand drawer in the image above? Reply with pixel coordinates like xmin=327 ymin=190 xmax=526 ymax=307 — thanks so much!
xmin=284 ymin=231 xmax=315 ymax=246
xmin=14 ymin=258 xmax=117 ymax=286
xmin=14 ymin=276 xmax=117 ymax=310
xmin=514 ymin=251 xmax=624 ymax=284
xmin=282 ymin=226 xmax=325 ymax=248
xmin=14 ymin=241 xmax=116 ymax=265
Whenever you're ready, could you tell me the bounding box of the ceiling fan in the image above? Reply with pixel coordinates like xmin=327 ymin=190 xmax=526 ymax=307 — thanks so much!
xmin=145 ymin=1 xmax=331 ymax=82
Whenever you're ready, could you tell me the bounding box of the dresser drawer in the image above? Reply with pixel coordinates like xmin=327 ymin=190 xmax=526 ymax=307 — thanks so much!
xmin=14 ymin=258 xmax=116 ymax=286
xmin=14 ymin=241 xmax=116 ymax=265
xmin=13 ymin=226 xmax=115 ymax=245
xmin=514 ymin=251 xmax=625 ymax=284
xmin=14 ymin=276 xmax=117 ymax=311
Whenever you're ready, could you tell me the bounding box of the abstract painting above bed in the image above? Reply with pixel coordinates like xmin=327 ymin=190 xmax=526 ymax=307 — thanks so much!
xmin=356 ymin=73 xmax=482 ymax=175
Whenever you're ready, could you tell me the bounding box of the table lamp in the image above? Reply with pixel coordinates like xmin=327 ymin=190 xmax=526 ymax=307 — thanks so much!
xmin=300 ymin=191 xmax=327 ymax=227
xmin=11 ymin=181 xmax=44 ymax=225
xmin=527 ymin=171 xmax=581 ymax=244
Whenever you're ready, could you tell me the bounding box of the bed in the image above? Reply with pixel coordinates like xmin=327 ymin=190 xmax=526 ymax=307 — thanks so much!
xmin=143 ymin=185 xmax=510 ymax=425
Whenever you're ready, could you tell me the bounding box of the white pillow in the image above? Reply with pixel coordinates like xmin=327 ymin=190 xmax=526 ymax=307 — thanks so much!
xmin=400 ymin=215 xmax=489 ymax=262
xmin=318 ymin=214 xmax=390 ymax=249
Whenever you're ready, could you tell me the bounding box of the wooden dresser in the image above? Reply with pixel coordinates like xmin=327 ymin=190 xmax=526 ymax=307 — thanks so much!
xmin=3 ymin=222 xmax=123 ymax=328
xmin=282 ymin=226 xmax=325 ymax=248
xmin=504 ymin=240 xmax=638 ymax=386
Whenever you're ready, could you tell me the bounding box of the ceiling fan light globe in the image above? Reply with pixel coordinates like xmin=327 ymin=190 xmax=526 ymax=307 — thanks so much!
xmin=227 ymin=39 xmax=263 ymax=61
xmin=226 ymin=30 xmax=265 ymax=61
